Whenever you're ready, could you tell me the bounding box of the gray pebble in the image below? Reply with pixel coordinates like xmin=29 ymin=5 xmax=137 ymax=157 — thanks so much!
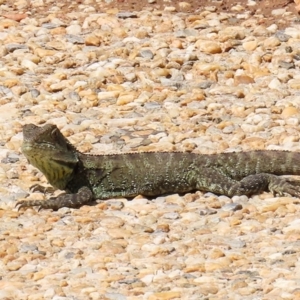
xmin=69 ymin=91 xmax=81 ymax=101
xmin=65 ymin=34 xmax=84 ymax=44
xmin=1 ymin=152 xmax=20 ymax=164
xmin=5 ymin=44 xmax=28 ymax=52
xmin=222 ymin=203 xmax=243 ymax=212
xmin=30 ymin=89 xmax=40 ymax=97
xmin=275 ymin=31 xmax=291 ymax=42
xmin=175 ymin=29 xmax=198 ymax=37
xmin=140 ymin=49 xmax=154 ymax=59
xmin=278 ymin=60 xmax=295 ymax=69
xmin=20 ymin=243 xmax=38 ymax=253
xmin=163 ymin=212 xmax=180 ymax=219
xmin=41 ymin=23 xmax=61 ymax=29
xmin=117 ymin=12 xmax=138 ymax=19
xmin=104 ymin=293 xmax=127 ymax=300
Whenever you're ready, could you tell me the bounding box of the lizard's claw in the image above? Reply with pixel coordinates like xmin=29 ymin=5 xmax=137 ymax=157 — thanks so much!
xmin=30 ymin=184 xmax=55 ymax=193
xmin=16 ymin=200 xmax=43 ymax=211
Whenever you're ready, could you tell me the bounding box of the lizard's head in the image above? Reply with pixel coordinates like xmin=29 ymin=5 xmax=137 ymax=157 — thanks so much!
xmin=22 ymin=124 xmax=79 ymax=189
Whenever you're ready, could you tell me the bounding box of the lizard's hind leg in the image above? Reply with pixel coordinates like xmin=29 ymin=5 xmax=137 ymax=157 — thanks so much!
xmin=190 ymin=169 xmax=300 ymax=197
xmin=231 ymin=173 xmax=300 ymax=197
xmin=188 ymin=168 xmax=245 ymax=196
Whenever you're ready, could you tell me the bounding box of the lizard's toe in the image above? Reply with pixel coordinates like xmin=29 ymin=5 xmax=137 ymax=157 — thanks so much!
xmin=30 ymin=184 xmax=55 ymax=193
xmin=16 ymin=200 xmax=43 ymax=211
xmin=270 ymin=183 xmax=300 ymax=198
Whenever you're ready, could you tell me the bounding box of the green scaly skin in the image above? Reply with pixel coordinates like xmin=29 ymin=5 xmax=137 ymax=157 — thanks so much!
xmin=16 ymin=123 xmax=300 ymax=211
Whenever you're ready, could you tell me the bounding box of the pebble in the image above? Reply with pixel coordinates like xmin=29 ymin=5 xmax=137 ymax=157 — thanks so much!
xmin=195 ymin=40 xmax=222 ymax=54
xmin=279 ymin=60 xmax=295 ymax=69
xmin=0 ymin=2 xmax=299 ymax=299
xmin=242 ymin=40 xmax=257 ymax=51
xmin=275 ymin=31 xmax=291 ymax=42
xmin=222 ymin=203 xmax=243 ymax=212
xmin=117 ymin=12 xmax=138 ymax=19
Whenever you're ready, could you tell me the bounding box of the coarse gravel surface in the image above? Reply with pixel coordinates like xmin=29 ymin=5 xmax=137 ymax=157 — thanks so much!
xmin=2 ymin=0 xmax=300 ymax=299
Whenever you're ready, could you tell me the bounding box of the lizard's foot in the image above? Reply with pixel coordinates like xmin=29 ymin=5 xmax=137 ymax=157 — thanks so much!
xmin=16 ymin=187 xmax=94 ymax=211
xmin=16 ymin=199 xmax=51 ymax=212
xmin=269 ymin=176 xmax=300 ymax=197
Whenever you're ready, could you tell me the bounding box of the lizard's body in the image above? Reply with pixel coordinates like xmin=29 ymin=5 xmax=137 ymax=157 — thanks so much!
xmin=17 ymin=124 xmax=300 ymax=210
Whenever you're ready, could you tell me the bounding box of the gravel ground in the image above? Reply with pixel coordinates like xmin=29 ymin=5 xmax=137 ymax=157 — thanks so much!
xmin=2 ymin=0 xmax=300 ymax=299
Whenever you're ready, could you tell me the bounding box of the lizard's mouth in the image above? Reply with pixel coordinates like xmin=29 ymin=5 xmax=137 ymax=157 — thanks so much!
xmin=22 ymin=142 xmax=53 ymax=153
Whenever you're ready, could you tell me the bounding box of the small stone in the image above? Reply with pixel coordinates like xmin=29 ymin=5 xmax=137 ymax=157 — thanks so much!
xmin=222 ymin=203 xmax=243 ymax=212
xmin=163 ymin=212 xmax=179 ymax=220
xmin=170 ymin=39 xmax=183 ymax=49
xmin=281 ymin=106 xmax=299 ymax=118
xmin=278 ymin=60 xmax=295 ymax=69
xmin=98 ymin=91 xmax=120 ymax=101
xmin=66 ymin=24 xmax=82 ymax=35
xmin=140 ymin=49 xmax=154 ymax=59
xmin=5 ymin=43 xmax=28 ymax=52
xmin=242 ymin=40 xmax=258 ymax=51
xmin=2 ymin=13 xmax=27 ymax=22
xmin=283 ymin=219 xmax=300 ymax=234
xmin=266 ymin=24 xmax=278 ymax=33
xmin=117 ymin=12 xmax=138 ymax=19
xmin=106 ymin=200 xmax=124 ymax=210
xmin=100 ymin=241 xmax=125 ymax=254
xmin=194 ymin=62 xmax=220 ymax=75
xmin=198 ymin=81 xmax=214 ymax=89
xmin=85 ymin=35 xmax=101 ymax=46
xmin=41 ymin=22 xmax=60 ymax=29
xmin=148 ymin=292 xmax=181 ymax=300
xmin=34 ymin=48 xmax=57 ymax=57
xmin=7 ymin=259 xmax=26 ymax=271
xmin=219 ymin=26 xmax=246 ymax=42
xmin=164 ymin=6 xmax=176 ymax=12
xmin=0 ymin=19 xmax=18 ymax=28
xmin=50 ymin=27 xmax=66 ymax=35
xmin=156 ymin=224 xmax=170 ymax=232
xmin=234 ymin=75 xmax=255 ymax=85
xmin=100 ymin=216 xmax=124 ymax=228
xmin=69 ymin=91 xmax=80 ymax=101
xmin=268 ymin=78 xmax=282 ymax=90
xmin=285 ymin=27 xmax=300 ymax=38
xmin=263 ymin=37 xmax=281 ymax=48
xmin=271 ymin=8 xmax=287 ymax=16
xmin=288 ymin=79 xmax=300 ymax=89
xmin=232 ymin=280 xmax=248 ymax=289
xmin=140 ymin=274 xmax=154 ymax=285
xmin=178 ymin=2 xmax=191 ymax=12
xmin=286 ymin=46 xmax=293 ymax=53
xmin=209 ymin=248 xmax=225 ymax=259
xmin=195 ymin=40 xmax=222 ymax=54
xmin=175 ymin=29 xmax=198 ymax=37
xmin=66 ymin=34 xmax=84 ymax=44
xmin=275 ymin=31 xmax=291 ymax=42
xmin=116 ymin=93 xmax=135 ymax=105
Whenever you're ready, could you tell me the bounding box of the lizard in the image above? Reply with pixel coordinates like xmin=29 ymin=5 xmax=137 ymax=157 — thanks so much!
xmin=16 ymin=123 xmax=300 ymax=211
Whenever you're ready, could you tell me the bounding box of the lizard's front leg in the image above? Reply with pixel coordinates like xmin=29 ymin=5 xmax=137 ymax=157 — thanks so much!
xmin=16 ymin=186 xmax=94 ymax=211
